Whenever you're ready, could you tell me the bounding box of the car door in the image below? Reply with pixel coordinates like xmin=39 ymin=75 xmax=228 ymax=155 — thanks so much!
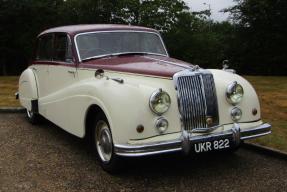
xmin=44 ymin=33 xmax=78 ymax=131
xmin=32 ymin=34 xmax=53 ymax=98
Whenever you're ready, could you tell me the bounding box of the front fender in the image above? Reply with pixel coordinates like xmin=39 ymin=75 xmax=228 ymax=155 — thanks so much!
xmin=73 ymin=71 xmax=181 ymax=144
xmin=209 ymin=69 xmax=261 ymax=125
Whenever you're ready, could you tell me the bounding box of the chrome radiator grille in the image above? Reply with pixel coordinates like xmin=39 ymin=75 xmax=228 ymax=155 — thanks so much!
xmin=176 ymin=73 xmax=219 ymax=131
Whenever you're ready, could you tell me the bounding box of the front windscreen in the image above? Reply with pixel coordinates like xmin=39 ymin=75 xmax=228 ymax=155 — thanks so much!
xmin=76 ymin=31 xmax=167 ymax=60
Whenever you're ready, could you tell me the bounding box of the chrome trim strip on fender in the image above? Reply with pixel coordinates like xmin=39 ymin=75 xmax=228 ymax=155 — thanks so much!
xmin=114 ymin=123 xmax=271 ymax=157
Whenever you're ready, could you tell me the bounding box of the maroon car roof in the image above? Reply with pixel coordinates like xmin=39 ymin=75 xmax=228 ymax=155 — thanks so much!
xmin=38 ymin=24 xmax=158 ymax=36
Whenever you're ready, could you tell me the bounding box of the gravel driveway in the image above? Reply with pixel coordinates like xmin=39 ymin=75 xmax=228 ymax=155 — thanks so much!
xmin=1 ymin=113 xmax=286 ymax=192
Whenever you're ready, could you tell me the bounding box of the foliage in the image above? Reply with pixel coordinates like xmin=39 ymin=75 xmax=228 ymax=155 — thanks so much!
xmin=0 ymin=0 xmax=286 ymax=75
xmin=225 ymin=0 xmax=287 ymax=75
xmin=111 ymin=0 xmax=189 ymax=32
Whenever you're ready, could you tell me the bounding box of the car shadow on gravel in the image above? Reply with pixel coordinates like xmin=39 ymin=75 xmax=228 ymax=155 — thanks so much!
xmin=28 ymin=115 xmax=252 ymax=177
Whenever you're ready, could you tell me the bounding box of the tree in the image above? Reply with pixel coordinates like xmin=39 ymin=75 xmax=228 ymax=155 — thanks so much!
xmin=0 ymin=0 xmax=114 ymax=75
xmin=225 ymin=0 xmax=287 ymax=75
xmin=112 ymin=0 xmax=189 ymax=32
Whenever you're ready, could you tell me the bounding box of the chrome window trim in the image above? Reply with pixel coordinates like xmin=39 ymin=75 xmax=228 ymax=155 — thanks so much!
xmin=53 ymin=33 xmax=74 ymax=64
xmin=74 ymin=30 xmax=169 ymax=62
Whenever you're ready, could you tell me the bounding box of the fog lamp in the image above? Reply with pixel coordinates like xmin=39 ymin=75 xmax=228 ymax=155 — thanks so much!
xmin=231 ymin=107 xmax=242 ymax=121
xmin=155 ymin=117 xmax=168 ymax=134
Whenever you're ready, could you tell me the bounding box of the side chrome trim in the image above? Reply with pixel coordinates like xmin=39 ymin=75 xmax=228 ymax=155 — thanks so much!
xmin=114 ymin=123 xmax=271 ymax=157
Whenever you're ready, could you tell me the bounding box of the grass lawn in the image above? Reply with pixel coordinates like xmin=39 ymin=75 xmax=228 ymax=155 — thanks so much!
xmin=0 ymin=76 xmax=286 ymax=152
xmin=244 ymin=76 xmax=287 ymax=152
xmin=0 ymin=76 xmax=20 ymax=107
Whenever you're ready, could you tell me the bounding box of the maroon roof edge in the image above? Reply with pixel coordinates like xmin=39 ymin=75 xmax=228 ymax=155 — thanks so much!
xmin=38 ymin=24 xmax=158 ymax=37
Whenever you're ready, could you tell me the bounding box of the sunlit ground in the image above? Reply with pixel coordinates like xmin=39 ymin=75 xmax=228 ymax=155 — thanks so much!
xmin=0 ymin=76 xmax=286 ymax=151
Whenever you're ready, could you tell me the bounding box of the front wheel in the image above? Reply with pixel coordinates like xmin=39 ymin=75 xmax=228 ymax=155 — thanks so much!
xmin=92 ymin=115 xmax=122 ymax=173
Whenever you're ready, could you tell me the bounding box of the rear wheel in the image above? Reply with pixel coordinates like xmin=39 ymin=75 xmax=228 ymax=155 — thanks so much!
xmin=92 ymin=114 xmax=122 ymax=173
xmin=26 ymin=109 xmax=41 ymax=124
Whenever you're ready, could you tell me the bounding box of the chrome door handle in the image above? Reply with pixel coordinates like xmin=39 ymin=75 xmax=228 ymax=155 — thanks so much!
xmin=68 ymin=70 xmax=76 ymax=77
xmin=68 ymin=70 xmax=76 ymax=74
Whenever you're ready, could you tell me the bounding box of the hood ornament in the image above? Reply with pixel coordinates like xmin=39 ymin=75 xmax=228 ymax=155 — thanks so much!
xmin=222 ymin=60 xmax=229 ymax=70
xmin=192 ymin=65 xmax=200 ymax=71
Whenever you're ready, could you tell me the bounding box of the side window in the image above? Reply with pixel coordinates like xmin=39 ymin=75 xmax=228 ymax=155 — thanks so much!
xmin=54 ymin=33 xmax=73 ymax=63
xmin=36 ymin=35 xmax=53 ymax=61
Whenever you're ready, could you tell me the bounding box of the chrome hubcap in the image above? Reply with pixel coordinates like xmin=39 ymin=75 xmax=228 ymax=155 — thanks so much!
xmin=95 ymin=120 xmax=112 ymax=163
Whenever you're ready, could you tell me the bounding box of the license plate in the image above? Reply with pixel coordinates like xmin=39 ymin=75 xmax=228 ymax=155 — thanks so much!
xmin=193 ymin=138 xmax=231 ymax=153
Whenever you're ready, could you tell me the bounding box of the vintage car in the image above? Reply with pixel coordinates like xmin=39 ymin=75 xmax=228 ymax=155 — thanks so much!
xmin=18 ymin=24 xmax=271 ymax=172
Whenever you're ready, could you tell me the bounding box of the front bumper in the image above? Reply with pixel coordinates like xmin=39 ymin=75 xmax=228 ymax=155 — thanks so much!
xmin=114 ymin=123 xmax=271 ymax=157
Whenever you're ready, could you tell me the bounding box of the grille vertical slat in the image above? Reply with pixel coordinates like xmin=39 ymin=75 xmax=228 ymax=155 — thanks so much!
xmin=202 ymin=74 xmax=219 ymax=127
xmin=176 ymin=73 xmax=219 ymax=132
xmin=185 ymin=77 xmax=193 ymax=130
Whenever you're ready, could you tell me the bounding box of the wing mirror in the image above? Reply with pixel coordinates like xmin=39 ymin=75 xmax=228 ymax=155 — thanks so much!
xmin=95 ymin=69 xmax=105 ymax=78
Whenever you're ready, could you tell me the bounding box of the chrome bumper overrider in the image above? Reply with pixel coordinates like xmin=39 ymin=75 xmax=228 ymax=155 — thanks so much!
xmin=114 ymin=123 xmax=271 ymax=157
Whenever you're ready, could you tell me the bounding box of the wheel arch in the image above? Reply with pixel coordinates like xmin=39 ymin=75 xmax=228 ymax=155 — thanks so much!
xmin=84 ymin=104 xmax=111 ymax=140
xmin=19 ymin=68 xmax=39 ymax=110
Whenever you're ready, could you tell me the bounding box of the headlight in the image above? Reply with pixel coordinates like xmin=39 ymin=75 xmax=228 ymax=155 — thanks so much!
xmin=226 ymin=81 xmax=244 ymax=105
xmin=149 ymin=89 xmax=171 ymax=115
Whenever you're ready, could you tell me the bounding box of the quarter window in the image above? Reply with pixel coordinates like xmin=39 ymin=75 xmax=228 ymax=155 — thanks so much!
xmin=36 ymin=33 xmax=73 ymax=63
xmin=36 ymin=34 xmax=53 ymax=61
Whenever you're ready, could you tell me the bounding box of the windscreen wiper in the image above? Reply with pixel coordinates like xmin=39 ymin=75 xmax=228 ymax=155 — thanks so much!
xmin=115 ymin=52 xmax=149 ymax=57
xmin=82 ymin=52 xmax=151 ymax=62
xmin=81 ymin=54 xmax=116 ymax=62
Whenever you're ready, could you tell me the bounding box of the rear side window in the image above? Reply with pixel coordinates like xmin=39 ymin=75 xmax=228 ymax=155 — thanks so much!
xmin=54 ymin=33 xmax=72 ymax=62
xmin=36 ymin=35 xmax=53 ymax=61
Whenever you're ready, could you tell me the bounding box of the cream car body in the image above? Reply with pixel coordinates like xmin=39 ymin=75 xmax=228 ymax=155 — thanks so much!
xmin=19 ymin=25 xmax=271 ymax=164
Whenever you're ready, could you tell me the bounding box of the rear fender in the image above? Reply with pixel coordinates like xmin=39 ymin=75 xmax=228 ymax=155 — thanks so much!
xmin=19 ymin=68 xmax=38 ymax=110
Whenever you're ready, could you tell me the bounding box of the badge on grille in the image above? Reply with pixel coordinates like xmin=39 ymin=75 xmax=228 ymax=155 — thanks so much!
xmin=206 ymin=117 xmax=213 ymax=127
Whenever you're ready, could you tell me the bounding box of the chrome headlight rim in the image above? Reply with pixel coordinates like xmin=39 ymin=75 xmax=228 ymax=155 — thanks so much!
xmin=226 ymin=81 xmax=244 ymax=105
xmin=149 ymin=89 xmax=171 ymax=115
